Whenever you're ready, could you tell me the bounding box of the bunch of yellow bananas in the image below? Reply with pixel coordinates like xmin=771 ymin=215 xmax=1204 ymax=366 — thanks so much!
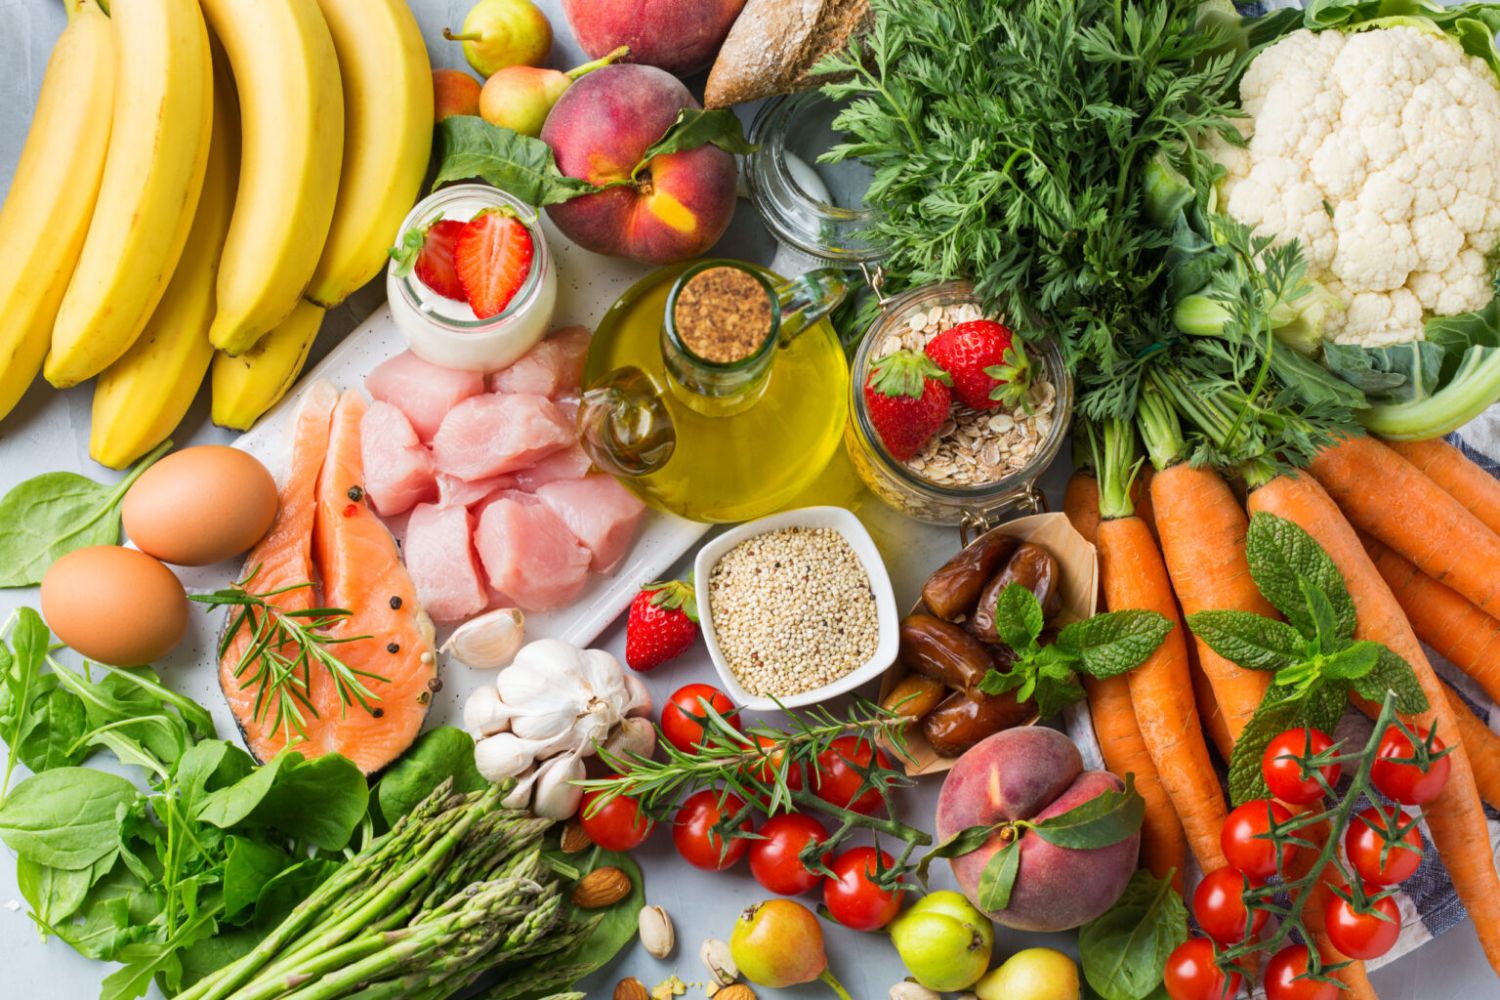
xmin=0 ymin=0 xmax=433 ymax=468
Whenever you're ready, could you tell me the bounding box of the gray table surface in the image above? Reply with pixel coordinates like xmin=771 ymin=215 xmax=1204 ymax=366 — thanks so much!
xmin=0 ymin=2 xmax=1491 ymax=998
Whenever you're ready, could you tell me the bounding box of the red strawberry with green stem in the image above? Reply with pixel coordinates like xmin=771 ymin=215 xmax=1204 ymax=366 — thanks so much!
xmin=923 ymin=320 xmax=1031 ymax=411
xmin=626 ymin=578 xmax=699 ymax=671
xmin=389 ymin=217 xmax=466 ymax=302
xmin=455 ymin=208 xmax=534 ymax=319
xmin=863 ymin=349 xmax=953 ymax=461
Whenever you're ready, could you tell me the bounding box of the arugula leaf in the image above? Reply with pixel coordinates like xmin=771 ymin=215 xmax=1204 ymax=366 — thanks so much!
xmin=978 ymin=839 xmax=1022 ymax=912
xmin=634 ymin=108 xmax=757 ymax=177
xmin=1228 ymin=695 xmax=1303 ymax=805
xmin=1246 ymin=513 xmax=1357 ymax=640
xmin=994 ymin=583 xmax=1046 ymax=651
xmin=52 ymin=862 xmax=160 ymax=960
xmin=1031 ymin=774 xmax=1145 ymax=850
xmin=1351 ymin=648 xmax=1429 ymax=715
xmin=1185 ymin=610 xmax=1305 ymax=672
xmin=0 ymin=444 xmax=170 ymax=588
xmin=1061 ymin=610 xmax=1174 ymax=679
xmin=0 ymin=767 xmax=140 ymax=869
xmin=1079 ymin=869 xmax=1189 ymax=1000
xmin=376 ymin=726 xmax=487 ymax=826
xmin=431 ymin=116 xmax=598 ymax=205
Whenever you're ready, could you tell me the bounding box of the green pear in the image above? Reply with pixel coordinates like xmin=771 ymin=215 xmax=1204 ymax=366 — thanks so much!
xmin=975 ymin=947 xmax=1081 ymax=1000
xmin=889 ymin=890 xmax=994 ymax=991
xmin=443 ymin=0 xmax=552 ymax=77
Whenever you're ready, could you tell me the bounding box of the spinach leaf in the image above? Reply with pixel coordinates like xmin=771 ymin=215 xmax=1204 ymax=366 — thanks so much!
xmin=0 ymin=443 xmax=169 ymax=588
xmin=17 ymin=854 xmax=101 ymax=926
xmin=15 ymin=679 xmax=89 ymax=773
xmin=1079 ymin=869 xmax=1189 ymax=1000
xmin=53 ymin=862 xmax=160 ymax=960
xmin=431 ymin=116 xmax=597 ymax=205
xmin=0 ymin=767 xmax=140 ymax=868
xmin=196 ymin=751 xmax=367 ymax=850
xmin=377 ymin=726 xmax=486 ymax=826
xmin=543 ymin=849 xmax=645 ymax=985
xmin=1 ymin=607 xmax=51 ymax=796
xmin=221 ymin=837 xmax=293 ymax=920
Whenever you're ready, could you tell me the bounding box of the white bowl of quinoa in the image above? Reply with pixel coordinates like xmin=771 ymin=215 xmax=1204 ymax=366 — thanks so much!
xmin=694 ymin=506 xmax=900 ymax=711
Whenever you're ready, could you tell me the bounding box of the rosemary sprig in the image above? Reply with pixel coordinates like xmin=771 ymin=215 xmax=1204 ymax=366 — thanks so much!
xmin=192 ymin=569 xmax=386 ymax=744
xmin=579 ymin=697 xmax=933 ymax=887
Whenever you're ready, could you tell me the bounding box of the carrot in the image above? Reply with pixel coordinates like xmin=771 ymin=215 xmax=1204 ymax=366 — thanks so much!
xmin=1249 ymin=471 xmax=1500 ymax=973
xmin=1386 ymin=437 xmax=1500 ymax=536
xmin=1151 ymin=464 xmax=1275 ymax=743
xmin=1189 ymin=648 xmax=1234 ymax=763
xmin=1444 ymin=692 xmax=1500 ymax=814
xmin=1064 ymin=477 xmax=1188 ymax=889
xmin=1309 ymin=434 xmax=1500 ymax=618
xmin=1098 ymin=514 xmax=1229 ymax=874
xmin=1362 ymin=535 xmax=1500 ymax=706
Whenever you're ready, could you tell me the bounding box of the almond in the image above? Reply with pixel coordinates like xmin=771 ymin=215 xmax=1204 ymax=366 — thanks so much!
xmin=559 ymin=818 xmax=592 ymax=854
xmin=714 ymin=986 xmax=756 ymax=1000
xmin=613 ymin=977 xmax=649 ymax=1000
xmin=571 ymin=866 xmax=632 ymax=909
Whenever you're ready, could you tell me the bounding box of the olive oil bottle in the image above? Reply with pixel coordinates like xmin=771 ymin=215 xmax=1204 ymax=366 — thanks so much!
xmin=579 ymin=260 xmax=852 ymax=523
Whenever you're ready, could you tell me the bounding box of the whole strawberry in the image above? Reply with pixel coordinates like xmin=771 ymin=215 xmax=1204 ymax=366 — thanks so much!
xmin=626 ymin=579 xmax=699 ymax=671
xmin=924 ymin=320 xmax=1031 ymax=411
xmin=863 ymin=349 xmax=953 ymax=461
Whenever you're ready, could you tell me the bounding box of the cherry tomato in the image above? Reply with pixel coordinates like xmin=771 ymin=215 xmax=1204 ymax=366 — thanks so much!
xmin=823 ymin=846 xmax=904 ymax=931
xmin=661 ymin=684 xmax=741 ymax=755
xmin=745 ymin=734 xmax=804 ymax=803
xmin=749 ymin=813 xmax=829 ymax=896
xmin=1371 ymin=724 xmax=1451 ymax=805
xmin=1263 ymin=944 xmax=1339 ymax=1000
xmin=1262 ymin=728 xmax=1340 ymax=805
xmin=577 ymin=790 xmax=654 ymax=852
xmin=672 ymin=790 xmax=753 ymax=871
xmin=1221 ymin=799 xmax=1296 ymax=880
xmin=1345 ymin=804 xmax=1423 ymax=885
xmin=1163 ymin=936 xmax=1243 ymax=1000
xmin=1191 ymin=866 xmax=1267 ymax=946
xmin=1324 ymin=887 xmax=1401 ymax=960
xmin=812 ymin=735 xmax=891 ymax=815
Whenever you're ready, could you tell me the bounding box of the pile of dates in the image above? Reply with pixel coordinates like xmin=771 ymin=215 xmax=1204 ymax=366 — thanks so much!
xmin=883 ymin=527 xmax=1064 ymax=757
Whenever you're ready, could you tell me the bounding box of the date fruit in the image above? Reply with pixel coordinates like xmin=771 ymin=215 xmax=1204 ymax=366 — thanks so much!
xmin=881 ymin=673 xmax=946 ymax=722
xmin=899 ymin=614 xmax=994 ymax=691
xmin=969 ymin=544 xmax=1061 ymax=644
xmin=922 ymin=689 xmax=1032 ymax=758
xmin=922 ymin=528 xmax=1021 ymax=620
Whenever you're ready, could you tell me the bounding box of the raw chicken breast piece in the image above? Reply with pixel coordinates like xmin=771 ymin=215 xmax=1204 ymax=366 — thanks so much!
xmin=536 ymin=474 xmax=646 ymax=574
xmin=474 ymin=496 xmax=592 ymax=610
xmin=488 ymin=327 xmax=591 ymax=397
xmin=431 ymin=393 xmax=574 ymax=481
xmin=361 ymin=401 xmax=437 ymax=516
xmin=436 ymin=472 xmax=515 ymax=509
xmin=512 ymin=443 xmax=592 ymax=491
xmin=366 ymin=350 xmax=485 ymax=441
xmin=404 ymin=502 xmax=488 ymax=623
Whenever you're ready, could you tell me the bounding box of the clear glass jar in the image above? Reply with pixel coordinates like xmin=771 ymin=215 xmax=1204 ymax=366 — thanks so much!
xmin=386 ymin=183 xmax=557 ymax=372
xmin=745 ymin=92 xmax=879 ymax=267
xmin=846 ymin=281 xmax=1074 ymax=526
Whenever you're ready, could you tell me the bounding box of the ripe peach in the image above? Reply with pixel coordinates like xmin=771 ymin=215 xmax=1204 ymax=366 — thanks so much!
xmin=433 ymin=69 xmax=483 ymax=122
xmin=562 ymin=0 xmax=747 ymax=77
xmin=935 ymin=727 xmax=1140 ymax=932
xmin=540 ymin=64 xmax=737 ymax=264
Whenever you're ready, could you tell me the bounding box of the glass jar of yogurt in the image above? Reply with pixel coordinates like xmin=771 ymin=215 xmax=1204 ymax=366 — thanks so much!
xmin=386 ymin=183 xmax=558 ymax=372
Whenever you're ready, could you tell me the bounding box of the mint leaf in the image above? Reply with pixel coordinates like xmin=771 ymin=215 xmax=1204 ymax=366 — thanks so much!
xmin=1321 ymin=640 xmax=1381 ymax=681
xmin=978 ymin=838 xmax=1022 ymax=912
xmin=1186 ymin=610 xmax=1305 ymax=671
xmin=1061 ymin=610 xmax=1173 ymax=679
xmin=1228 ymin=694 xmax=1303 ymax=805
xmin=1300 ymin=577 xmax=1342 ymax=650
xmin=634 ymin=108 xmax=757 ymax=179
xmin=1246 ymin=513 xmax=1356 ymax=640
xmin=1032 ymin=774 xmax=1145 ymax=849
xmin=432 ymin=116 xmax=598 ymax=205
xmin=995 ymin=583 xmax=1045 ymax=652
xmin=979 ymin=646 xmax=1085 ymax=719
xmin=1302 ymin=681 xmax=1348 ymax=734
xmin=1352 ymin=648 xmax=1429 ymax=714
xmin=1080 ymin=869 xmax=1189 ymax=1000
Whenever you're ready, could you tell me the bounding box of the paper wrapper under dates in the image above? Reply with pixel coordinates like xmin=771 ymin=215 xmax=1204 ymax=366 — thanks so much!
xmin=878 ymin=511 xmax=1099 ymax=777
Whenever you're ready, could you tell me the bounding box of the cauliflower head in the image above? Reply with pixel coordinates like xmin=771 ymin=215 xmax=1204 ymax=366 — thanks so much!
xmin=1217 ymin=26 xmax=1500 ymax=347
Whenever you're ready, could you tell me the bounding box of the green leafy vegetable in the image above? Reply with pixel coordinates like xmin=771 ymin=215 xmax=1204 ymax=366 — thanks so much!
xmin=377 ymin=725 xmax=488 ymax=826
xmin=0 ymin=767 xmax=140 ymax=868
xmin=1 ymin=607 xmax=54 ymax=797
xmin=0 ymin=441 xmax=170 ymax=588
xmin=1079 ymin=869 xmax=1189 ymax=1000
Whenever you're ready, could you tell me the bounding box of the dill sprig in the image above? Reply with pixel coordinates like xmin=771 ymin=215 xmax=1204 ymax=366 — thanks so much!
xmin=193 ymin=569 xmax=386 ymax=744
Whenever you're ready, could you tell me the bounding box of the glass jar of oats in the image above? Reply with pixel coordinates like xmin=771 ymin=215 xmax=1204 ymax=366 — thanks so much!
xmin=845 ymin=280 xmax=1073 ymax=526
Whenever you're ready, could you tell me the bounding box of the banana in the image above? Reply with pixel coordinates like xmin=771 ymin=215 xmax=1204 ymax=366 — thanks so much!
xmin=306 ymin=0 xmax=434 ymax=309
xmin=211 ymin=301 xmax=327 ymax=432
xmin=200 ymin=0 xmax=344 ymax=355
xmin=44 ymin=0 xmax=214 ymax=389
xmin=0 ymin=0 xmax=115 ymax=421
xmin=91 ymin=59 xmax=242 ymax=470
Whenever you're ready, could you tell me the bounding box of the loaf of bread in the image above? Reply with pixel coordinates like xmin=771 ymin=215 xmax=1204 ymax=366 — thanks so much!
xmin=704 ymin=0 xmax=872 ymax=109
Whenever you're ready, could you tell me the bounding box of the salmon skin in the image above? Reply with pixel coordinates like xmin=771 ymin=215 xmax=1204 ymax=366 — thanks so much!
xmin=219 ymin=382 xmax=438 ymax=774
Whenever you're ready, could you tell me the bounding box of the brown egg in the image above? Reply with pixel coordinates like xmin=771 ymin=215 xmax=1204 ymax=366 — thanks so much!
xmin=122 ymin=445 xmax=278 ymax=566
xmin=41 ymin=546 xmax=189 ymax=665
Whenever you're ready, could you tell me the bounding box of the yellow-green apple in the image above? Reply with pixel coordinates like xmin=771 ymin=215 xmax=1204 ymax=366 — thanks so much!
xmin=562 ymin=0 xmax=747 ymax=77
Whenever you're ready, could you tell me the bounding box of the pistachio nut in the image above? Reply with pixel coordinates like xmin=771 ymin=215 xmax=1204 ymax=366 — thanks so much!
xmin=890 ymin=982 xmax=942 ymax=1000
xmin=638 ymin=903 xmax=675 ymax=959
xmin=700 ymin=937 xmax=738 ymax=987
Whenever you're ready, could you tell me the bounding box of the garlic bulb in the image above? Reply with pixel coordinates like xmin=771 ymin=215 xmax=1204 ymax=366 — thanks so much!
xmin=531 ymin=750 xmax=586 ymax=820
xmin=463 ymin=684 xmax=511 ymax=739
xmin=441 ymin=608 xmax=525 ymax=669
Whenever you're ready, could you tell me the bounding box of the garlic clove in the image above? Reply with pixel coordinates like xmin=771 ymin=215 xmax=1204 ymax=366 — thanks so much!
xmin=572 ymin=701 xmax=617 ymax=754
xmin=441 ymin=608 xmax=525 ymax=669
xmin=581 ymin=648 xmax=629 ymax=708
xmin=501 ymin=763 xmax=539 ymax=810
xmin=512 ymin=638 xmax=592 ymax=689
xmin=496 ymin=663 xmax=590 ymax=719
xmin=475 ymin=732 xmax=536 ymax=783
xmin=600 ymin=716 xmax=657 ymax=767
xmin=462 ymin=684 xmax=513 ymax=739
xmin=622 ymin=671 xmax=653 ymax=719
xmin=531 ymin=750 xmax=586 ymax=820
xmin=510 ymin=704 xmax=584 ymax=742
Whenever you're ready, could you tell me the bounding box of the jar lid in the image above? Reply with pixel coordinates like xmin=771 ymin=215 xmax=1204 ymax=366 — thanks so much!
xmin=745 ymin=92 xmax=884 ymax=267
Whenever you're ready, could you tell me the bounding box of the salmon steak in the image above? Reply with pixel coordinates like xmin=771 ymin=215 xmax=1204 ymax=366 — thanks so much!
xmin=219 ymin=382 xmax=438 ymax=774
